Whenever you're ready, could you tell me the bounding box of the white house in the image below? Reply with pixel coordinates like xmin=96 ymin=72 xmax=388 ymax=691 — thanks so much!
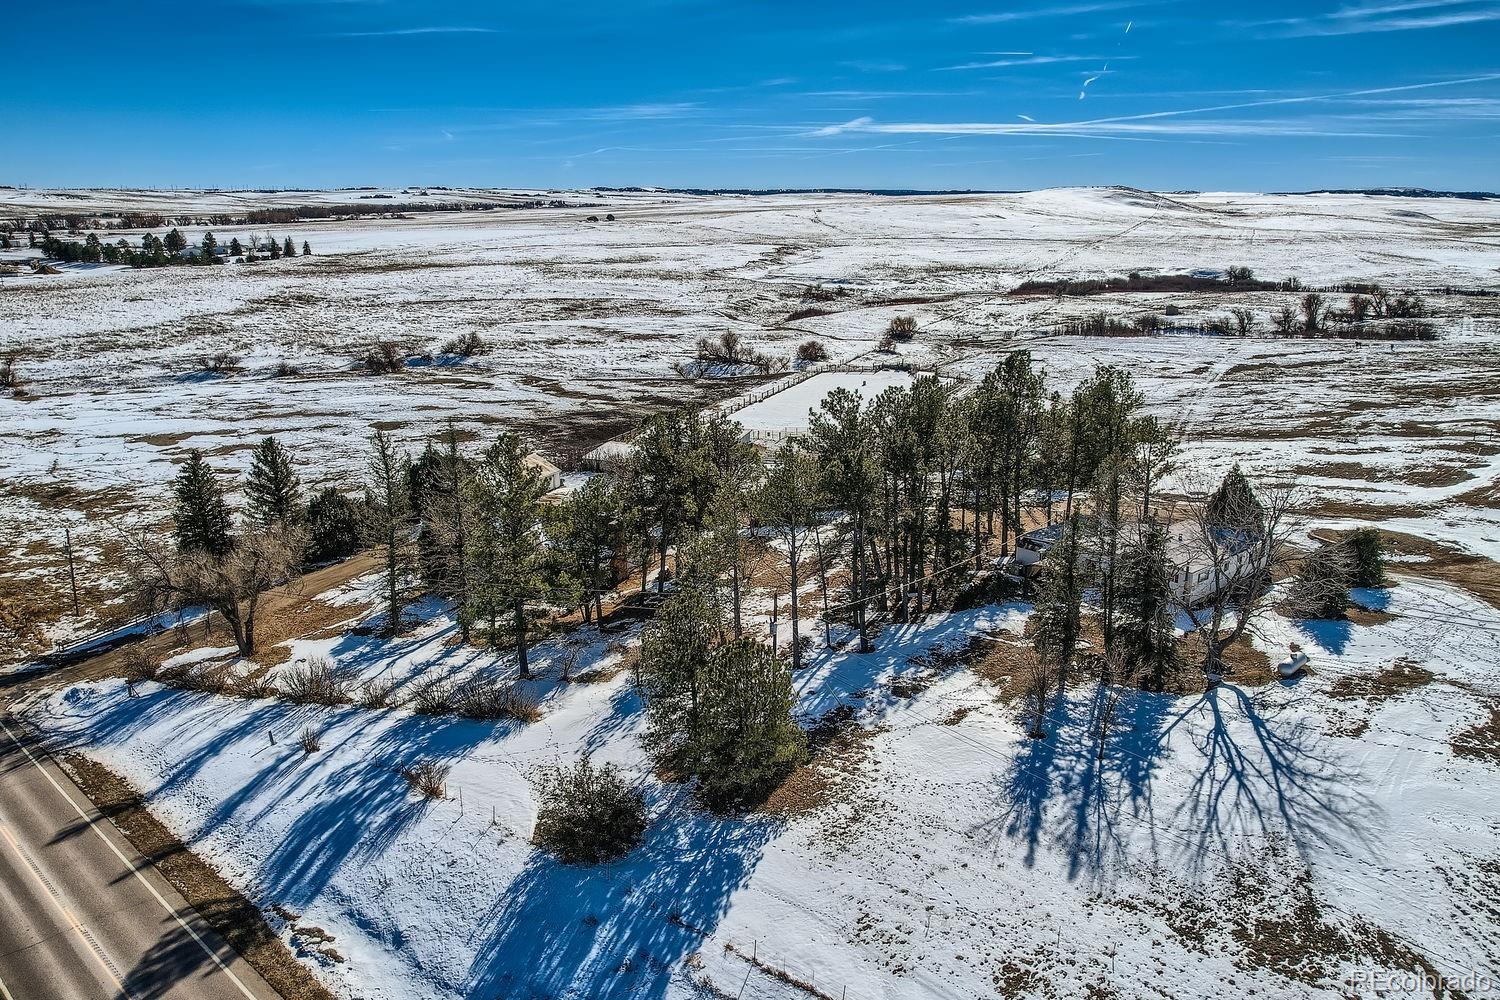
xmin=1004 ymin=518 xmax=1264 ymax=607
xmin=523 ymin=452 xmax=564 ymax=492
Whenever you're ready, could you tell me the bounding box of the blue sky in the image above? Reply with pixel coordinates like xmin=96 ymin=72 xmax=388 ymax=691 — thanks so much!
xmin=4 ymin=0 xmax=1498 ymax=191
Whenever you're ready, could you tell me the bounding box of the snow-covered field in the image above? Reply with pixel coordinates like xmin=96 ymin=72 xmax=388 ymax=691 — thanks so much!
xmin=27 ymin=571 xmax=1500 ymax=1000
xmin=3 ymin=186 xmax=1499 ymax=656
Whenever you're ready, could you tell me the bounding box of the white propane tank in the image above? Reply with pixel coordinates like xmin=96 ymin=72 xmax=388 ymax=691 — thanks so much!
xmin=1277 ymin=643 xmax=1309 ymax=679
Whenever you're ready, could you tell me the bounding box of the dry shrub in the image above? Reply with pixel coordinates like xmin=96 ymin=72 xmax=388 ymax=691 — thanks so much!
xmin=532 ymin=756 xmax=648 ymax=864
xmin=272 ymin=360 xmax=302 ymax=378
xmin=279 ymin=657 xmax=355 ymax=705
xmin=453 ymin=678 xmax=541 ymax=723
xmin=795 ymin=339 xmax=829 ymax=363
xmin=400 ymin=760 xmax=448 ymax=799
xmin=360 ymin=341 xmax=408 ymax=374
xmin=163 ymin=662 xmax=236 ymax=695
xmin=121 ymin=645 xmax=160 ymax=685
xmin=233 ymin=675 xmax=279 ymax=700
xmin=358 ymin=678 xmax=398 ymax=710
xmin=886 ymin=315 xmax=918 ymax=341
xmin=197 ymin=351 xmax=241 ymax=377
xmin=0 ymin=352 xmax=21 ymax=391
xmin=298 ymin=727 xmax=321 ymax=754
xmin=440 ymin=331 xmax=487 ymax=358
xmin=409 ymin=680 xmax=456 ymax=716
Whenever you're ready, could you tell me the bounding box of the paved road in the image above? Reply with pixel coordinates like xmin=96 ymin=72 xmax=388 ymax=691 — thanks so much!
xmin=0 ymin=718 xmax=281 ymax=1000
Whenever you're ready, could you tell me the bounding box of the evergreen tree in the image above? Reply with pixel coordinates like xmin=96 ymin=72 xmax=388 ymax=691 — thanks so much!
xmin=809 ymin=387 xmax=878 ymax=650
xmin=1345 ymin=528 xmax=1386 ymax=588
xmin=1205 ymin=464 xmax=1266 ymax=533
xmin=201 ymin=231 xmax=218 ymax=258
xmin=1118 ymin=518 xmax=1176 ymax=690
xmin=638 ymin=582 xmax=724 ymax=771
xmin=414 ymin=427 xmax=476 ymax=641
xmin=163 ymin=228 xmax=187 ymax=255
xmin=83 ymin=232 xmax=103 ymax=262
xmin=757 ymin=445 xmax=820 ymax=668
xmin=229 ymin=237 xmax=244 ymax=257
xmin=306 ymin=488 xmax=362 ymax=563
xmin=173 ymin=450 xmax=233 ymax=558
xmin=467 ymin=433 xmax=552 ymax=675
xmin=694 ymin=638 xmax=808 ymax=811
xmin=1032 ymin=513 xmax=1084 ymax=677
xmin=268 ymin=235 xmax=282 ymax=260
xmin=362 ymin=430 xmax=415 ymax=634
xmin=283 ymin=236 xmax=296 ymax=257
xmin=553 ymin=474 xmax=621 ymax=625
xmin=1289 ymin=543 xmax=1351 ymax=620
xmin=245 ymin=436 xmax=302 ymax=527
xmin=303 ymin=241 xmax=312 ymax=256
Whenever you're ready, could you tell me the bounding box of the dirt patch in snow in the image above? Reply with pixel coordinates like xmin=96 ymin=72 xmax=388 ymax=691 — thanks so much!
xmin=1451 ymin=700 xmax=1500 ymax=767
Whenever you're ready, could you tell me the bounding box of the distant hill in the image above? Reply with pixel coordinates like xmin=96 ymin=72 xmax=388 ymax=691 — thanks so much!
xmin=1288 ymin=187 xmax=1498 ymax=201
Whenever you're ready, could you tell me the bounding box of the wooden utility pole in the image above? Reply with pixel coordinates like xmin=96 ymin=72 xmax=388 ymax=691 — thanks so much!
xmin=63 ymin=526 xmax=80 ymax=616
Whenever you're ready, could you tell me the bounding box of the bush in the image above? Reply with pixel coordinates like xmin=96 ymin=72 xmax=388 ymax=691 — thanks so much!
xmin=440 ymin=331 xmax=487 ymax=358
xmin=886 ymin=316 xmax=918 ymax=341
xmin=121 ymin=645 xmax=159 ymax=685
xmin=232 ymin=675 xmax=278 ymax=700
xmin=273 ymin=360 xmax=302 ymax=378
xmin=1345 ymin=528 xmax=1386 ymax=588
xmin=410 ymin=681 xmax=456 ymax=715
xmin=298 ymin=727 xmax=321 ymax=754
xmin=795 ymin=339 xmax=829 ymax=363
xmin=400 ymin=760 xmax=448 ymax=799
xmin=452 ymin=678 xmax=541 ymax=723
xmin=412 ymin=678 xmax=540 ymax=722
xmin=0 ymin=352 xmax=21 ymax=392
xmin=360 ymin=341 xmax=408 ymax=374
xmin=198 ymin=351 xmax=240 ymax=377
xmin=279 ymin=657 xmax=355 ymax=705
xmin=358 ymin=678 xmax=398 ymax=710
xmin=172 ymin=663 xmax=237 ymax=695
xmin=532 ymin=757 xmax=648 ymax=864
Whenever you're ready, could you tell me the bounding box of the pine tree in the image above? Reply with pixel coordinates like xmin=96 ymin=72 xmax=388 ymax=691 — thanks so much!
xmin=362 ymin=430 xmax=414 ymax=634
xmin=306 ymin=488 xmax=362 ymax=563
xmin=1033 ymin=513 xmax=1084 ymax=676
xmin=638 ymin=582 xmax=723 ymax=771
xmin=809 ymin=387 xmax=878 ymax=650
xmin=1118 ymin=518 xmax=1176 ymax=690
xmin=283 ymin=236 xmax=296 ymax=257
xmin=229 ymin=237 xmax=244 ymax=257
xmin=83 ymin=232 xmax=103 ymax=262
xmin=303 ymin=241 xmax=312 ymax=256
xmin=554 ymin=474 xmax=621 ymax=626
xmin=694 ymin=638 xmax=808 ymax=811
xmin=201 ymin=231 xmax=218 ymax=258
xmin=757 ymin=445 xmax=820 ymax=669
xmin=1345 ymin=527 xmax=1385 ymax=589
xmin=245 ymin=436 xmax=302 ymax=527
xmin=467 ymin=433 xmax=551 ymax=675
xmin=268 ymin=235 xmax=281 ymax=260
xmin=1205 ymin=464 xmax=1266 ymax=534
xmin=164 ymin=228 xmax=187 ymax=255
xmin=173 ymin=450 xmax=233 ymax=557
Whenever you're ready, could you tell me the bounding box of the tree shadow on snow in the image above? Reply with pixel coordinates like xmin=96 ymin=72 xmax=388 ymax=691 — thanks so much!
xmin=256 ymin=713 xmax=509 ymax=909
xmin=1162 ymin=683 xmax=1376 ymax=874
xmin=978 ymin=677 xmax=1372 ymax=883
xmin=466 ymin=803 xmax=778 ymax=1000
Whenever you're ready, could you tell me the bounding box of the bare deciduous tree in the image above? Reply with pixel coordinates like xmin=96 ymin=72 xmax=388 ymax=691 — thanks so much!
xmin=126 ymin=524 xmax=304 ymax=658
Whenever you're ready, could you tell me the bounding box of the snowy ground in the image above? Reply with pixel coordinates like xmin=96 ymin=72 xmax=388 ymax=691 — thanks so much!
xmin=26 ymin=569 xmax=1500 ymax=1000
xmin=4 ymin=187 xmax=1499 ymax=656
